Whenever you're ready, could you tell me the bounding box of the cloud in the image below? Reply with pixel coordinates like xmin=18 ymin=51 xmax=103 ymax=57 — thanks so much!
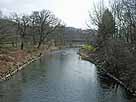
xmin=0 ymin=0 xmax=92 ymax=28
xmin=0 ymin=0 xmax=53 ymax=14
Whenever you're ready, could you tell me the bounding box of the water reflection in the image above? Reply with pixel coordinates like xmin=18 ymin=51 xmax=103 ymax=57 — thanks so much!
xmin=0 ymin=48 xmax=131 ymax=102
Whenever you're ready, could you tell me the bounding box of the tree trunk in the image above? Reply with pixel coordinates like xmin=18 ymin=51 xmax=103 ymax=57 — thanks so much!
xmin=33 ymin=35 xmax=36 ymax=46
xmin=21 ymin=40 xmax=24 ymax=50
xmin=37 ymin=41 xmax=42 ymax=49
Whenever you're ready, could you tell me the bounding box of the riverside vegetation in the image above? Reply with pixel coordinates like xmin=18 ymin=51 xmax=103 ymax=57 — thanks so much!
xmin=0 ymin=9 xmax=92 ymax=81
xmin=80 ymin=0 xmax=136 ymax=100
xmin=0 ymin=9 xmax=65 ymax=80
xmin=1 ymin=0 xmax=136 ymax=101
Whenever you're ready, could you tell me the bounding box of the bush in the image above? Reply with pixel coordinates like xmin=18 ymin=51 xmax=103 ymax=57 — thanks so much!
xmin=82 ymin=44 xmax=96 ymax=52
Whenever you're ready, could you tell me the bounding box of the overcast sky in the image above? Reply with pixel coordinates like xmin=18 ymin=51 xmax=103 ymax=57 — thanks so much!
xmin=0 ymin=0 xmax=108 ymax=29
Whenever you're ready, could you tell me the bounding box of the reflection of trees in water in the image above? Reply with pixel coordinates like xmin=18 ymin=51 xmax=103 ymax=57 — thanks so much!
xmin=0 ymin=57 xmax=49 ymax=102
xmin=0 ymin=73 xmax=24 ymax=102
xmin=98 ymin=74 xmax=132 ymax=99
xmin=98 ymin=75 xmax=118 ymax=89
xmin=22 ymin=59 xmax=48 ymax=82
xmin=0 ymin=59 xmax=48 ymax=102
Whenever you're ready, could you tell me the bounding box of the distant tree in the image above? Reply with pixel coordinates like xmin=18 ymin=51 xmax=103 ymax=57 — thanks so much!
xmin=51 ymin=24 xmax=65 ymax=46
xmin=12 ymin=14 xmax=30 ymax=50
xmin=97 ymin=9 xmax=115 ymax=47
xmin=88 ymin=0 xmax=105 ymax=29
xmin=31 ymin=10 xmax=61 ymax=48
xmin=111 ymin=0 xmax=136 ymax=43
xmin=0 ymin=9 xmax=65 ymax=50
xmin=29 ymin=11 xmax=41 ymax=46
xmin=100 ymin=9 xmax=115 ymax=38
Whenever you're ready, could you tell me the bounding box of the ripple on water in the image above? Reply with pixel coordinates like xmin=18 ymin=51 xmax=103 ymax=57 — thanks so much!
xmin=0 ymin=48 xmax=130 ymax=102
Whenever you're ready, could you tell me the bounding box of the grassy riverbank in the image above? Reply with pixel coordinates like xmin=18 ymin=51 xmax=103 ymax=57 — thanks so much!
xmin=0 ymin=45 xmax=60 ymax=81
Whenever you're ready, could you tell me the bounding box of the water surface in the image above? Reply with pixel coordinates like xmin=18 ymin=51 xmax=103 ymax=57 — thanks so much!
xmin=0 ymin=48 xmax=129 ymax=102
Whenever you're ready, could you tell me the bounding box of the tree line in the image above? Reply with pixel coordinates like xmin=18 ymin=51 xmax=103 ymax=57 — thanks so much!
xmin=91 ymin=0 xmax=136 ymax=49
xmin=89 ymin=0 xmax=136 ymax=88
xmin=0 ymin=9 xmax=65 ymax=50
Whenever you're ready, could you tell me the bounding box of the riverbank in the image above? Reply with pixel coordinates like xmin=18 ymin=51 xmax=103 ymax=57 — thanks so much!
xmin=0 ymin=46 xmax=61 ymax=81
xmin=0 ymin=48 xmax=130 ymax=102
xmin=79 ymin=48 xmax=136 ymax=97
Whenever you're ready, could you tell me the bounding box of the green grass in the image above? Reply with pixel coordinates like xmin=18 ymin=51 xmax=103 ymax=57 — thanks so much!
xmin=82 ymin=44 xmax=96 ymax=52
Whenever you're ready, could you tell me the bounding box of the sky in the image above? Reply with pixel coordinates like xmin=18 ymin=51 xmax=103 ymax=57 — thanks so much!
xmin=0 ymin=0 xmax=108 ymax=29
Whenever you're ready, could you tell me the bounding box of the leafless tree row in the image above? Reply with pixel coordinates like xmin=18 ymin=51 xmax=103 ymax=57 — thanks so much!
xmin=89 ymin=0 xmax=136 ymax=88
xmin=0 ymin=9 xmax=65 ymax=49
xmin=111 ymin=0 xmax=136 ymax=43
xmin=13 ymin=10 xmax=61 ymax=49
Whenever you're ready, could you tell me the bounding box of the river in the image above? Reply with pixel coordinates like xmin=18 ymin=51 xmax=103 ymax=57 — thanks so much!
xmin=0 ymin=48 xmax=130 ymax=102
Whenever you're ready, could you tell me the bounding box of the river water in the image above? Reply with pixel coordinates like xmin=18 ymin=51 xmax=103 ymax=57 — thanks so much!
xmin=0 ymin=48 xmax=130 ymax=102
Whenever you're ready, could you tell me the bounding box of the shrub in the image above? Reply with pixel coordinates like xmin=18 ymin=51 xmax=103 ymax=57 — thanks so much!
xmin=82 ymin=44 xmax=96 ymax=52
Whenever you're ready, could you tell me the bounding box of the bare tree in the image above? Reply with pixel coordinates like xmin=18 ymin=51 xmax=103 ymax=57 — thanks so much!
xmin=12 ymin=14 xmax=30 ymax=50
xmin=0 ymin=9 xmax=64 ymax=50
xmin=111 ymin=0 xmax=136 ymax=44
xmin=31 ymin=10 xmax=61 ymax=48
xmin=88 ymin=0 xmax=105 ymax=28
xmin=50 ymin=23 xmax=65 ymax=46
xmin=29 ymin=11 xmax=39 ymax=46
